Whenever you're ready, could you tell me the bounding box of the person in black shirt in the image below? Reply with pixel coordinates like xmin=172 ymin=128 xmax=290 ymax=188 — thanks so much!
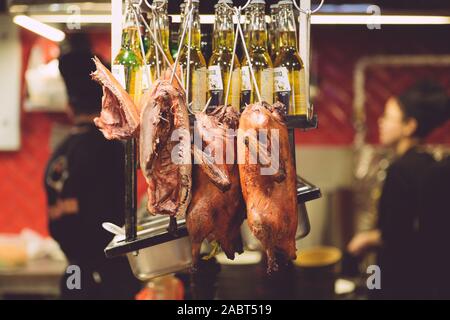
xmin=44 ymin=32 xmax=141 ymax=299
xmin=348 ymin=81 xmax=449 ymax=299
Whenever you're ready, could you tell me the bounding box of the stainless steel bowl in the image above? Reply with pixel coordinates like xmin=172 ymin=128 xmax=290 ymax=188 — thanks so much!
xmin=106 ymin=216 xmax=192 ymax=281
xmin=127 ymin=236 xmax=192 ymax=281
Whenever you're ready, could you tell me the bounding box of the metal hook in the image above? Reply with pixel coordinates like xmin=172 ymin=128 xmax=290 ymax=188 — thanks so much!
xmin=130 ymin=4 xmax=151 ymax=85
xmin=143 ymin=0 xmax=165 ymax=11
xmin=293 ymin=0 xmax=325 ymax=15
xmin=233 ymin=6 xmax=262 ymax=103
xmin=170 ymin=6 xmax=194 ymax=85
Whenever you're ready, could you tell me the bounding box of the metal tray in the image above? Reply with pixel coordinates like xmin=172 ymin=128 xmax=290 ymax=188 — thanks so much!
xmin=189 ymin=113 xmax=318 ymax=130
xmin=105 ymin=175 xmax=321 ymax=258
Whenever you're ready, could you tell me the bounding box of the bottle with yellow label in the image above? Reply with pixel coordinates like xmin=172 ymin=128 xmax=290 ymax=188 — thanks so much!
xmin=273 ymin=0 xmax=307 ymax=115
xmin=178 ymin=0 xmax=208 ymax=113
xmin=240 ymin=0 xmax=273 ymax=109
xmin=112 ymin=0 xmax=144 ymax=105
xmin=112 ymin=0 xmax=142 ymax=237
xmin=208 ymin=0 xmax=241 ymax=111
xmin=145 ymin=0 xmax=174 ymax=86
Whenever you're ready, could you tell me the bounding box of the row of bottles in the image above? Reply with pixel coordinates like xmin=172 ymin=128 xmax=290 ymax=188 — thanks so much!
xmin=112 ymin=0 xmax=144 ymax=104
xmin=112 ymin=0 xmax=308 ymax=116
xmin=112 ymin=0 xmax=173 ymax=105
xmin=145 ymin=0 xmax=173 ymax=85
xmin=212 ymin=0 xmax=307 ymax=115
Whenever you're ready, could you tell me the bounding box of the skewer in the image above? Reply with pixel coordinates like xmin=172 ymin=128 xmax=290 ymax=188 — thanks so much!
xmin=224 ymin=6 xmax=240 ymax=106
xmin=138 ymin=13 xmax=185 ymax=91
xmin=131 ymin=5 xmax=151 ymax=84
xmin=185 ymin=0 xmax=193 ymax=112
xmin=151 ymin=9 xmax=161 ymax=79
xmin=170 ymin=6 xmax=194 ymax=88
xmin=234 ymin=7 xmax=262 ymax=103
xmin=222 ymin=0 xmax=262 ymax=103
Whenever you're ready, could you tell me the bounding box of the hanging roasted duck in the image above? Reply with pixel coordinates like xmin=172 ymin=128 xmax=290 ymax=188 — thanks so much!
xmin=186 ymin=105 xmax=245 ymax=268
xmin=91 ymin=56 xmax=140 ymax=140
xmin=139 ymin=70 xmax=192 ymax=224
xmin=238 ymin=102 xmax=298 ymax=273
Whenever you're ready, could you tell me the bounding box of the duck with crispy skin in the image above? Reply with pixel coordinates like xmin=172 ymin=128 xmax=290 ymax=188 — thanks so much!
xmin=237 ymin=102 xmax=298 ymax=273
xmin=187 ymin=105 xmax=245 ymax=267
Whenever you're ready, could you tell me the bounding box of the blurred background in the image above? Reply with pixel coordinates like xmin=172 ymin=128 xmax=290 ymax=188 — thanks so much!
xmin=0 ymin=0 xmax=449 ymax=299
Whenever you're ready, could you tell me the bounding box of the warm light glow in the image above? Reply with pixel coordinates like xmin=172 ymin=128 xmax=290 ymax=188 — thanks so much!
xmin=13 ymin=15 xmax=65 ymax=42
xmin=30 ymin=14 xmax=112 ymax=24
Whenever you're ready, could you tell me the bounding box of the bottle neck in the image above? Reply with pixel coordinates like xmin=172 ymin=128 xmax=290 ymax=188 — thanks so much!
xmin=216 ymin=6 xmax=234 ymax=52
xmin=269 ymin=8 xmax=279 ymax=31
xmin=249 ymin=5 xmax=267 ymax=33
xmin=121 ymin=3 xmax=141 ymax=52
xmin=153 ymin=6 xmax=170 ymax=51
xmin=212 ymin=7 xmax=220 ymax=52
xmin=248 ymin=5 xmax=268 ymax=50
xmin=178 ymin=5 xmax=185 ymax=44
xmin=278 ymin=5 xmax=297 ymax=50
xmin=182 ymin=4 xmax=202 ymax=49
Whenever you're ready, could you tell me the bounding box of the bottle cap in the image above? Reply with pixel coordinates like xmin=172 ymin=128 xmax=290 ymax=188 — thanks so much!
xmin=278 ymin=0 xmax=294 ymax=5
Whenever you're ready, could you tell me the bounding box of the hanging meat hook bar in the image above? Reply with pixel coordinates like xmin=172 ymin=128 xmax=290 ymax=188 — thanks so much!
xmin=107 ymin=0 xmax=323 ymax=264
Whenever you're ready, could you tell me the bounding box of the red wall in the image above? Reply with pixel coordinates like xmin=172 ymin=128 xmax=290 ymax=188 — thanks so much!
xmin=0 ymin=25 xmax=449 ymax=236
xmin=0 ymin=30 xmax=112 ymax=236
xmin=296 ymin=26 xmax=450 ymax=145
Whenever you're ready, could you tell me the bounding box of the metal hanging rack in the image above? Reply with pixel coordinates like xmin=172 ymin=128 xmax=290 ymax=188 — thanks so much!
xmin=105 ymin=0 xmax=324 ymax=280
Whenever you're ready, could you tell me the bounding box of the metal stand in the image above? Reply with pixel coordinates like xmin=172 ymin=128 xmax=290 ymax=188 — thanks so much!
xmin=124 ymin=138 xmax=138 ymax=242
xmin=107 ymin=0 xmax=323 ymax=255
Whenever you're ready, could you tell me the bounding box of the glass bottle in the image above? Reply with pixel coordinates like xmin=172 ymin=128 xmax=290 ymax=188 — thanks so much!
xmin=211 ymin=3 xmax=219 ymax=55
xmin=240 ymin=0 xmax=273 ymax=109
xmin=142 ymin=11 xmax=151 ymax=55
xmin=145 ymin=0 xmax=174 ymax=85
xmin=208 ymin=0 xmax=241 ymax=110
xmin=268 ymin=3 xmax=279 ymax=61
xmin=178 ymin=2 xmax=186 ymax=45
xmin=178 ymin=0 xmax=208 ymax=113
xmin=113 ymin=0 xmax=144 ymax=104
xmin=273 ymin=0 xmax=307 ymax=115
xmin=242 ymin=5 xmax=251 ymax=54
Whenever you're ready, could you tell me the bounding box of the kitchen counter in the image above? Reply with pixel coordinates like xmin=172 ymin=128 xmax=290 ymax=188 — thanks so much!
xmin=0 ymin=259 xmax=67 ymax=299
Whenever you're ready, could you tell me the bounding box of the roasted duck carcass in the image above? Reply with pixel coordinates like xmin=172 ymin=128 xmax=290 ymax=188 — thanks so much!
xmin=237 ymin=102 xmax=298 ymax=273
xmin=187 ymin=105 xmax=244 ymax=267
xmin=90 ymin=56 xmax=139 ymax=140
xmin=139 ymin=72 xmax=191 ymax=220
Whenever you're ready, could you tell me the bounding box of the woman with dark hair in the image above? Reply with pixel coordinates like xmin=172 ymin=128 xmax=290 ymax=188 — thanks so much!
xmin=348 ymin=80 xmax=450 ymax=299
